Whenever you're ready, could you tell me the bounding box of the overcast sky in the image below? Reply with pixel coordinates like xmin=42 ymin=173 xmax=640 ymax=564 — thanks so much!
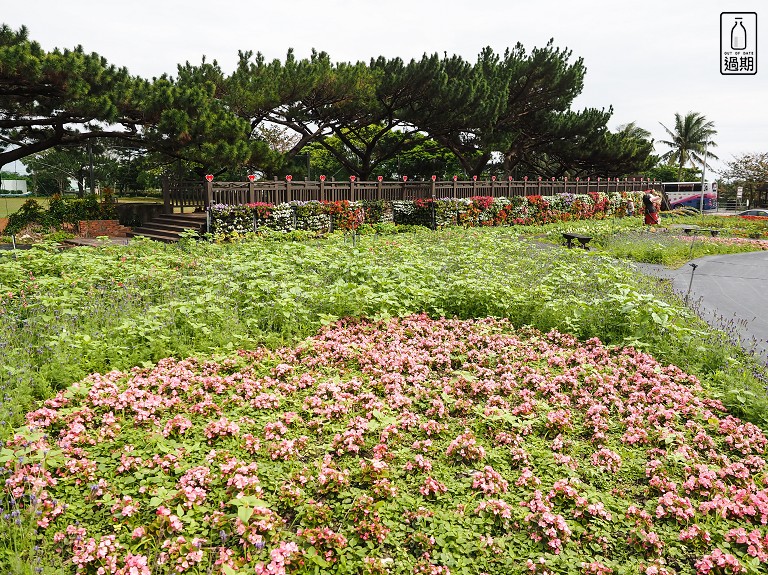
xmin=3 ymin=0 xmax=766 ymax=176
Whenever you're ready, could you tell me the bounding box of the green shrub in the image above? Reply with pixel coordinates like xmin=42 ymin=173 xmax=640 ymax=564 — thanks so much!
xmin=4 ymin=195 xmax=118 ymax=236
xmin=4 ymin=199 xmax=46 ymax=234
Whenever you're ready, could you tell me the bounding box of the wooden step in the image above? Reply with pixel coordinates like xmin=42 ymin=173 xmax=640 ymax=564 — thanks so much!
xmin=139 ymin=221 xmax=202 ymax=234
xmin=128 ymin=212 xmax=207 ymax=243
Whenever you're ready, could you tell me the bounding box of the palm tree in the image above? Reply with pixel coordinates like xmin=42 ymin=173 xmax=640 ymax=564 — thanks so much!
xmin=616 ymin=122 xmax=653 ymax=142
xmin=658 ymin=112 xmax=718 ymax=181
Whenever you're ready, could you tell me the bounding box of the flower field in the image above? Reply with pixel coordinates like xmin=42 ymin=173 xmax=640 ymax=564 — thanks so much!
xmin=5 ymin=315 xmax=768 ymax=574
xmin=2 ymin=224 xmax=768 ymax=574
xmin=3 ymin=226 xmax=713 ymax=437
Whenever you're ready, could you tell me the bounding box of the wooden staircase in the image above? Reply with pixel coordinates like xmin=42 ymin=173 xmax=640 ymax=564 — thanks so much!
xmin=127 ymin=213 xmax=207 ymax=243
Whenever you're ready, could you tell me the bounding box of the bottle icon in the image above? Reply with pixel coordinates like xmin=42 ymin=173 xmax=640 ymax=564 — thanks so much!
xmin=731 ymin=18 xmax=747 ymax=50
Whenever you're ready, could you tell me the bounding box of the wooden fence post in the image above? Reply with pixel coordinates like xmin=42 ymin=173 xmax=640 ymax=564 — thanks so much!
xmin=162 ymin=176 xmax=172 ymax=214
xmin=205 ymin=180 xmax=213 ymax=210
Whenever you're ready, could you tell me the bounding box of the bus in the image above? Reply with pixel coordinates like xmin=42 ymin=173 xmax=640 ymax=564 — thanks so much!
xmin=659 ymin=181 xmax=718 ymax=211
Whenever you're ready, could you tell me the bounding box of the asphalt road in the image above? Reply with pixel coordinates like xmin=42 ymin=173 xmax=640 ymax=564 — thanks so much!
xmin=635 ymin=251 xmax=768 ymax=365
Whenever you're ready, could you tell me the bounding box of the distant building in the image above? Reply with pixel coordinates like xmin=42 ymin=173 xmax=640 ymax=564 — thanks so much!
xmin=0 ymin=179 xmax=28 ymax=194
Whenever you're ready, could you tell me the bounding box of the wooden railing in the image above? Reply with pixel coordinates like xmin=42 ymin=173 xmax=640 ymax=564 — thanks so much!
xmin=162 ymin=177 xmax=659 ymax=214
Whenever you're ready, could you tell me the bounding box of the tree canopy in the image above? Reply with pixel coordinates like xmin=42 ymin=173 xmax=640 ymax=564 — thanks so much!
xmin=720 ymin=152 xmax=768 ymax=184
xmin=0 ymin=25 xmax=144 ymax=166
xmin=1 ymin=23 xmax=657 ymax=181
xmin=658 ymin=112 xmax=718 ymax=181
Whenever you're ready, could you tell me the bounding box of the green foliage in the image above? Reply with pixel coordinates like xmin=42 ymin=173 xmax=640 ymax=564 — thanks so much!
xmin=646 ymin=163 xmax=701 ymax=183
xmin=4 ymin=25 xmax=655 ymax=181
xmin=1 ymin=225 xmax=766 ymax=441
xmin=541 ymin=214 xmax=768 ymax=267
xmin=141 ymin=61 xmax=253 ymax=174
xmin=0 ymin=25 xmax=143 ymax=166
xmin=4 ymin=195 xmax=117 ymax=235
xmin=4 ymin=199 xmax=45 ymax=234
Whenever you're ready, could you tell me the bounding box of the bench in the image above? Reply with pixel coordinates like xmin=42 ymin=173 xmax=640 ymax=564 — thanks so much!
xmin=562 ymin=232 xmax=593 ymax=249
xmin=681 ymin=226 xmax=720 ymax=237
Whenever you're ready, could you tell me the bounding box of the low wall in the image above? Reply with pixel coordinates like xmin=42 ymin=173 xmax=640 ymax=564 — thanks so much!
xmin=78 ymin=220 xmax=133 ymax=238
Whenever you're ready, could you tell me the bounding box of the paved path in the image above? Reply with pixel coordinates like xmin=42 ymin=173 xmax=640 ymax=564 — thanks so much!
xmin=633 ymin=251 xmax=768 ymax=365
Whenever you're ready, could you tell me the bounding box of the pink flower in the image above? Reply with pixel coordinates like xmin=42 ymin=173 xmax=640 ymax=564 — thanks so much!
xmin=420 ymin=477 xmax=448 ymax=497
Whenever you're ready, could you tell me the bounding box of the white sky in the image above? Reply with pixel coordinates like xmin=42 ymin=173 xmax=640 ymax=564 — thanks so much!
xmin=3 ymin=0 xmax=766 ymax=176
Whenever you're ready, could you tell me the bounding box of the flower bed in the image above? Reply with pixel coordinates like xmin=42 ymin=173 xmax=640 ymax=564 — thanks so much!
xmin=4 ymin=315 xmax=768 ymax=574
xmin=209 ymin=193 xmax=642 ymax=238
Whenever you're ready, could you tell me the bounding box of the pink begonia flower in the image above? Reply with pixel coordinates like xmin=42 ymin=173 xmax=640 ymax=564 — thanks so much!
xmin=11 ymin=315 xmax=768 ymax=572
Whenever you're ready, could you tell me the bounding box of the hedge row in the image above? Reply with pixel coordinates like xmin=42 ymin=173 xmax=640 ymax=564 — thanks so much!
xmin=208 ymin=192 xmax=644 ymax=237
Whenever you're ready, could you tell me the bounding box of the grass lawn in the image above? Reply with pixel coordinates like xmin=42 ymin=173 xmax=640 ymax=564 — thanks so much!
xmin=535 ymin=215 xmax=768 ymax=267
xmin=1 ymin=196 xmax=161 ymax=218
xmin=114 ymin=196 xmax=162 ymax=204
xmin=0 ymin=195 xmax=49 ymax=218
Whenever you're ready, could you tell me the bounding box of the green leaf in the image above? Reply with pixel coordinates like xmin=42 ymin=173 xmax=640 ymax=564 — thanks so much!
xmin=237 ymin=506 xmax=254 ymax=524
xmin=228 ymin=496 xmax=269 ymax=508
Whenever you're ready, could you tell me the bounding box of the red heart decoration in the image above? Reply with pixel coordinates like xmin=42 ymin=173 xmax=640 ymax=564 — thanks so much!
xmin=285 ymin=175 xmax=293 ymax=182
xmin=452 ymin=176 xmax=458 ymax=181
xmin=350 ymin=175 xmax=356 ymax=182
xmin=205 ymin=174 xmax=214 ymax=182
xmin=377 ymin=175 xmax=383 ymax=182
xmin=431 ymin=175 xmax=437 ymax=181
xmin=403 ymin=176 xmax=408 ymax=182
xmin=319 ymin=175 xmax=326 ymax=182
xmin=491 ymin=176 xmax=496 ymax=182
xmin=247 ymin=174 xmax=256 ymax=182
xmin=472 ymin=175 xmax=477 ymax=181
